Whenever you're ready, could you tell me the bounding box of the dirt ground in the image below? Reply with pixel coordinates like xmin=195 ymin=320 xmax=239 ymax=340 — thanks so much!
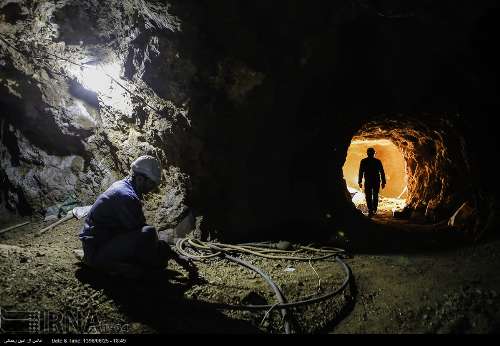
xmin=1 ymin=213 xmax=500 ymax=334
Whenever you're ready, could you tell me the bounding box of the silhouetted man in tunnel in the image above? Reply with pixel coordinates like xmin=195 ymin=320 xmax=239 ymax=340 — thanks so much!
xmin=358 ymin=148 xmax=386 ymax=217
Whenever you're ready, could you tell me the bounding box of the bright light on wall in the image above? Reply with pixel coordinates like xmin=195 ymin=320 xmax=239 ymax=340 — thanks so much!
xmin=74 ymin=62 xmax=121 ymax=94
xmin=69 ymin=61 xmax=132 ymax=116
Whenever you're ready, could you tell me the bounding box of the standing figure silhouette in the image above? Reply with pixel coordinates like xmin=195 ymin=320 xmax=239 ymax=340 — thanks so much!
xmin=358 ymin=147 xmax=386 ymax=217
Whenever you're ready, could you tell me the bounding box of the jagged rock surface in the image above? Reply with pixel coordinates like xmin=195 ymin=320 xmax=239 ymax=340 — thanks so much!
xmin=1 ymin=0 xmax=498 ymax=241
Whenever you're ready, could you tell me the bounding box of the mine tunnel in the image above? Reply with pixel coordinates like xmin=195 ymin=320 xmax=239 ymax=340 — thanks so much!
xmin=1 ymin=0 xmax=499 ymax=335
xmin=343 ymin=137 xmax=407 ymax=214
xmin=342 ymin=115 xmax=472 ymax=222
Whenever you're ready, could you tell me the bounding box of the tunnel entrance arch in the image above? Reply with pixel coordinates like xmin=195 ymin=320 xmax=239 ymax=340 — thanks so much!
xmin=334 ymin=114 xmax=474 ymax=228
xmin=343 ymin=138 xmax=407 ymax=217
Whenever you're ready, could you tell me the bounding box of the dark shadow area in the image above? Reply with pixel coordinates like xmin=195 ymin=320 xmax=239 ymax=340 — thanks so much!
xmin=74 ymin=265 xmax=262 ymax=334
xmin=340 ymin=213 xmax=471 ymax=255
xmin=68 ymin=79 xmax=100 ymax=109
xmin=0 ymin=3 xmax=28 ymax=24
xmin=0 ymin=91 xmax=87 ymax=157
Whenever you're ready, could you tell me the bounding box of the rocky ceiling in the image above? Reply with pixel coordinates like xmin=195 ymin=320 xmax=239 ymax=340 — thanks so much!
xmin=0 ymin=0 xmax=498 ymax=242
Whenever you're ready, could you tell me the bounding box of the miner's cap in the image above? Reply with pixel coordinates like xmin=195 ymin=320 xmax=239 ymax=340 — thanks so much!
xmin=130 ymin=155 xmax=161 ymax=185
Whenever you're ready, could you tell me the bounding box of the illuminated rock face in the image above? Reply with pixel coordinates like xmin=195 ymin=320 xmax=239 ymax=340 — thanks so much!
xmin=0 ymin=1 xmax=498 ymax=240
xmin=350 ymin=115 xmax=473 ymax=222
xmin=0 ymin=0 xmax=189 ymax=227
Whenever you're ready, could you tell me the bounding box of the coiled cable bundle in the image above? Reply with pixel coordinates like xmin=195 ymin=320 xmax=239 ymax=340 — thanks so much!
xmin=174 ymin=238 xmax=352 ymax=334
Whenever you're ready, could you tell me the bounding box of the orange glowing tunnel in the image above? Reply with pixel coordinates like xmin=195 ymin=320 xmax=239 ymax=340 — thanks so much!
xmin=343 ymin=139 xmax=408 ymax=214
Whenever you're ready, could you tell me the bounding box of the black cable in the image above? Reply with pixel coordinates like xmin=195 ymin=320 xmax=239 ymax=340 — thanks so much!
xmin=175 ymin=238 xmax=352 ymax=310
xmin=224 ymin=254 xmax=293 ymax=334
xmin=202 ymin=256 xmax=351 ymax=311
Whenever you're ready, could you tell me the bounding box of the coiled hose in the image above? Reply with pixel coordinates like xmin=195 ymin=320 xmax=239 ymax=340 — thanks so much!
xmin=225 ymin=254 xmax=292 ymax=334
xmin=175 ymin=238 xmax=351 ymax=334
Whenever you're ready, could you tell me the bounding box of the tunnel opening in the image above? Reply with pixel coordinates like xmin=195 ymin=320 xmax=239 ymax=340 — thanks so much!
xmin=338 ymin=114 xmax=475 ymax=230
xmin=343 ymin=138 xmax=407 ymax=217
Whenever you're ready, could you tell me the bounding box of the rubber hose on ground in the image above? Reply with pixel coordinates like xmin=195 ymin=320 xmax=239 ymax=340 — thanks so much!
xmin=225 ymin=254 xmax=293 ymax=334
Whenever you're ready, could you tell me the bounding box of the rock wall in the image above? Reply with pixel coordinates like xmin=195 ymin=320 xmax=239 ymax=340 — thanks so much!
xmin=1 ymin=0 xmax=498 ymax=241
xmin=352 ymin=114 xmax=474 ymax=222
xmin=0 ymin=0 xmax=190 ymax=227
